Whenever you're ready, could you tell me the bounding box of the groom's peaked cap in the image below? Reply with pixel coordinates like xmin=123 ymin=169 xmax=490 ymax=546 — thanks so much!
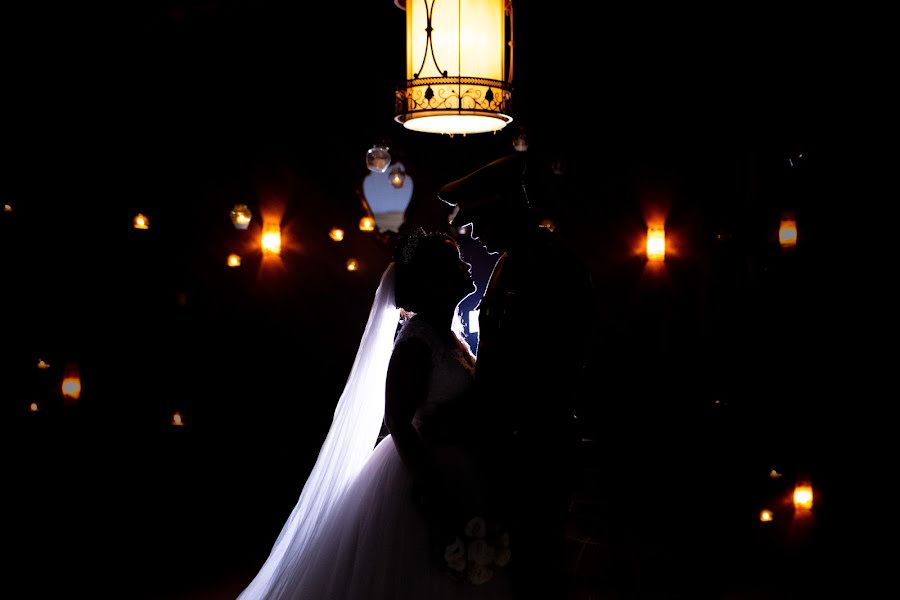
xmin=438 ymin=153 xmax=528 ymax=210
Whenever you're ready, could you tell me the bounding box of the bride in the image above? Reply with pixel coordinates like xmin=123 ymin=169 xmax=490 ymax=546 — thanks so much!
xmin=238 ymin=228 xmax=512 ymax=599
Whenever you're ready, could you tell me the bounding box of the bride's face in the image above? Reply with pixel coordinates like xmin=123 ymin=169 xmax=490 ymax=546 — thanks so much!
xmin=433 ymin=238 xmax=476 ymax=303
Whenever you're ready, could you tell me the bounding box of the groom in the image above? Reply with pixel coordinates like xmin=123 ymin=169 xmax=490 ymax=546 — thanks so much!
xmin=439 ymin=155 xmax=593 ymax=598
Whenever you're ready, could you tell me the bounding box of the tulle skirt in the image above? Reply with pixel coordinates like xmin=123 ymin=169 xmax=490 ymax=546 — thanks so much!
xmin=253 ymin=435 xmax=511 ymax=600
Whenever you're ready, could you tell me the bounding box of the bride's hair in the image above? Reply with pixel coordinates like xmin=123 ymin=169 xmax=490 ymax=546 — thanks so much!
xmin=394 ymin=227 xmax=455 ymax=316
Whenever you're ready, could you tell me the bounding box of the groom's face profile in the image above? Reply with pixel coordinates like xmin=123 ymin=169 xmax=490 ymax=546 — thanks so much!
xmin=452 ymin=206 xmax=504 ymax=255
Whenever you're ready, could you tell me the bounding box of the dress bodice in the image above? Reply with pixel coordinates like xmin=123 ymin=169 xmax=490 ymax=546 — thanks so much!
xmin=394 ymin=317 xmax=476 ymax=444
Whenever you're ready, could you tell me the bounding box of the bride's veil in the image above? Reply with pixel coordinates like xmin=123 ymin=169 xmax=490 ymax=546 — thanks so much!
xmin=238 ymin=263 xmax=399 ymax=599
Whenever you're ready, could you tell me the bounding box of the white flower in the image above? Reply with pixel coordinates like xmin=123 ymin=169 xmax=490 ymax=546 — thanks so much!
xmin=463 ymin=516 xmax=486 ymax=539
xmin=467 ymin=562 xmax=494 ymax=585
xmin=494 ymin=547 xmax=511 ymax=567
xmin=467 ymin=539 xmax=495 ymax=566
xmin=444 ymin=537 xmax=465 ymax=563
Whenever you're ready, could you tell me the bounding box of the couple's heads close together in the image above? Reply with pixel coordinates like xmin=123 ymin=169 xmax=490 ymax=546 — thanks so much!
xmin=394 ymin=154 xmax=530 ymax=316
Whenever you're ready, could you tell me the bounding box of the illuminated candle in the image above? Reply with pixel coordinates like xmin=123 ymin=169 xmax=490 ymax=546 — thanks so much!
xmin=133 ymin=214 xmax=149 ymax=230
xmin=37 ymin=359 xmax=50 ymax=370
xmin=359 ymin=216 xmax=375 ymax=232
xmin=793 ymin=483 xmax=813 ymax=510
xmin=329 ymin=228 xmax=345 ymax=242
xmin=779 ymin=215 xmax=798 ymax=248
xmin=230 ymin=204 xmax=252 ymax=230
xmin=760 ymin=509 xmax=773 ymax=522
xmin=61 ymin=362 xmax=81 ymax=404
xmin=172 ymin=412 xmax=184 ymax=426
xmin=646 ymin=227 xmax=665 ymax=262
xmin=227 ymin=254 xmax=242 ymax=267
xmin=346 ymin=258 xmax=359 ymax=272
xmin=29 ymin=402 xmax=39 ymax=413
xmin=261 ymin=223 xmax=282 ymax=255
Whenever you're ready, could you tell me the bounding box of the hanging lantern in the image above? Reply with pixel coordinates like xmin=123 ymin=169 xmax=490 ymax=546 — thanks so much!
xmin=227 ymin=253 xmax=242 ymax=267
xmin=3 ymin=203 xmax=12 ymax=213
xmin=388 ymin=165 xmax=407 ymax=189
xmin=769 ymin=469 xmax=782 ymax=479
xmin=230 ymin=204 xmax=252 ymax=230
xmin=779 ymin=214 xmax=798 ymax=248
xmin=359 ymin=216 xmax=376 ymax=232
xmin=646 ymin=227 xmax=666 ymax=262
xmin=30 ymin=402 xmax=39 ymax=413
xmin=171 ymin=411 xmax=185 ymax=427
xmin=329 ymin=227 xmax=345 ymax=242
xmin=61 ymin=362 xmax=81 ymax=404
xmin=793 ymin=483 xmax=813 ymax=510
xmin=37 ymin=359 xmax=50 ymax=370
xmin=261 ymin=223 xmax=282 ymax=255
xmin=133 ymin=213 xmax=149 ymax=230
xmin=759 ymin=509 xmax=773 ymax=522
xmin=363 ymin=161 xmax=413 ymax=232
xmin=395 ymin=0 xmax=513 ymax=134
xmin=346 ymin=258 xmax=360 ymax=272
xmin=539 ymin=218 xmax=555 ymax=232
xmin=366 ymin=145 xmax=392 ymax=173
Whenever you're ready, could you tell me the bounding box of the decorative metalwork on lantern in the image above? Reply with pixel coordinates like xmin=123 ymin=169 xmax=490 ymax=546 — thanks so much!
xmin=366 ymin=145 xmax=392 ymax=173
xmin=395 ymin=0 xmax=514 ymax=135
xmin=230 ymin=204 xmax=252 ymax=230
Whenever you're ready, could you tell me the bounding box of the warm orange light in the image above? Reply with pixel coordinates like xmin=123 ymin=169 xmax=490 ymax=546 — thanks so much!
xmin=3 ymin=203 xmax=12 ymax=212
xmin=329 ymin=228 xmax=345 ymax=242
xmin=760 ymin=509 xmax=773 ymax=522
xmin=540 ymin=218 xmax=556 ymax=232
xmin=61 ymin=363 xmax=81 ymax=403
xmin=769 ymin=469 xmax=782 ymax=479
xmin=172 ymin=412 xmax=184 ymax=427
xmin=359 ymin=216 xmax=375 ymax=232
xmin=261 ymin=223 xmax=282 ymax=255
xmin=29 ymin=402 xmax=39 ymax=412
xmin=227 ymin=253 xmax=242 ymax=267
xmin=133 ymin=213 xmax=149 ymax=230
xmin=779 ymin=217 xmax=798 ymax=248
xmin=646 ymin=227 xmax=665 ymax=262
xmin=37 ymin=359 xmax=50 ymax=369
xmin=230 ymin=204 xmax=252 ymax=230
xmin=793 ymin=484 xmax=814 ymax=510
xmin=346 ymin=258 xmax=359 ymax=272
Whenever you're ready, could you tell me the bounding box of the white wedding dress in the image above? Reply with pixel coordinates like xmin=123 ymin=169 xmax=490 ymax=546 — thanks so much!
xmin=240 ymin=316 xmax=511 ymax=599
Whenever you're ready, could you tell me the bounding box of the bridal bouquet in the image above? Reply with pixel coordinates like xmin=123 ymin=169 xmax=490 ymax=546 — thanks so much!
xmin=441 ymin=516 xmax=511 ymax=586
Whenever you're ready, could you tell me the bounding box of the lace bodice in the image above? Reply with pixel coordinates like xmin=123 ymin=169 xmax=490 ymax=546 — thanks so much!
xmin=394 ymin=317 xmax=476 ymax=444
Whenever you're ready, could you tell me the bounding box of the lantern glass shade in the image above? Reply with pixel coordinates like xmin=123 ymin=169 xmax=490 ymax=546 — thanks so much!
xmin=261 ymin=223 xmax=282 ymax=255
xmin=227 ymin=253 xmax=242 ymax=267
xmin=133 ymin=213 xmax=149 ymax=229
xmin=366 ymin=145 xmax=392 ymax=173
xmin=779 ymin=216 xmax=798 ymax=247
xmin=646 ymin=227 xmax=666 ymax=262
xmin=396 ymin=0 xmax=512 ymax=134
xmin=30 ymin=402 xmax=39 ymax=412
xmin=230 ymin=204 xmax=252 ymax=229
xmin=329 ymin=228 xmax=345 ymax=242
xmin=359 ymin=216 xmax=376 ymax=232
xmin=172 ymin=412 xmax=184 ymax=426
xmin=3 ymin=203 xmax=12 ymax=212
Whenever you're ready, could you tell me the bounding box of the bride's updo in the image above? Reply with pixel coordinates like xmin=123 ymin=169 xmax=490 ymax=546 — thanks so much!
xmin=394 ymin=227 xmax=455 ymax=315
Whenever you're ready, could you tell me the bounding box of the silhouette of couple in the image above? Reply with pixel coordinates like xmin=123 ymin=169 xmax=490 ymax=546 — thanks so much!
xmin=239 ymin=154 xmax=593 ymax=599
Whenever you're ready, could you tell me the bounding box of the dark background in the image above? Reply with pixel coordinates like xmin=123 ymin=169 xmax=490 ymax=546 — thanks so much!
xmin=2 ymin=1 xmax=866 ymax=597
